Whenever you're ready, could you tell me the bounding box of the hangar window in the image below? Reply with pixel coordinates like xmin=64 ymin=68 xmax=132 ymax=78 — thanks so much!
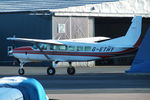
xmin=58 ymin=24 xmax=66 ymax=33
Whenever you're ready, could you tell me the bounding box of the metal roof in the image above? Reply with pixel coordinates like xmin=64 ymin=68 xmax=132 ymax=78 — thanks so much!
xmin=0 ymin=0 xmax=118 ymax=12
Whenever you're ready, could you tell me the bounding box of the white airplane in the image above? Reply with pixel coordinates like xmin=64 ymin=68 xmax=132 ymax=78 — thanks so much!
xmin=7 ymin=16 xmax=142 ymax=75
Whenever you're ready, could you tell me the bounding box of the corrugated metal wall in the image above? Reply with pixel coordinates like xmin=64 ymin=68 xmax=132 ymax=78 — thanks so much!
xmin=53 ymin=16 xmax=94 ymax=39
xmin=52 ymin=16 xmax=95 ymax=67
xmin=0 ymin=13 xmax=52 ymax=66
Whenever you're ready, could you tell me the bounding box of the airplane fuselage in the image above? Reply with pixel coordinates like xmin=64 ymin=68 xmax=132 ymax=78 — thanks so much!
xmin=11 ymin=41 xmax=136 ymax=63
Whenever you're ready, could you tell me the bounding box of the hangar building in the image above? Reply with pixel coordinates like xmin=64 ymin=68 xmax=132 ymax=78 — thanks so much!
xmin=0 ymin=0 xmax=150 ymax=66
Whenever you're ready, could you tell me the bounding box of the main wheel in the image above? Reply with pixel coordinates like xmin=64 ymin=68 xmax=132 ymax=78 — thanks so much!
xmin=18 ymin=68 xmax=25 ymax=75
xmin=47 ymin=67 xmax=55 ymax=75
xmin=67 ymin=67 xmax=75 ymax=75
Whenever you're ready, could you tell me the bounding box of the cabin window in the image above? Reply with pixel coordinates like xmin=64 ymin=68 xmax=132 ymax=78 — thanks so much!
xmin=53 ymin=45 xmax=59 ymax=50
xmin=85 ymin=46 xmax=91 ymax=51
xmin=59 ymin=45 xmax=67 ymax=50
xmin=77 ymin=46 xmax=84 ymax=51
xmin=53 ymin=45 xmax=66 ymax=51
xmin=47 ymin=44 xmax=53 ymax=50
xmin=68 ymin=46 xmax=76 ymax=51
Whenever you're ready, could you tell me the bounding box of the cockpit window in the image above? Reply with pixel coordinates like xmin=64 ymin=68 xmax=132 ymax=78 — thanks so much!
xmin=32 ymin=45 xmax=38 ymax=50
xmin=33 ymin=43 xmax=47 ymax=50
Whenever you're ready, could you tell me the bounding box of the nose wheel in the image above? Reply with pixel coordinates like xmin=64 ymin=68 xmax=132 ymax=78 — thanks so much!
xmin=67 ymin=66 xmax=75 ymax=75
xmin=47 ymin=67 xmax=56 ymax=75
xmin=18 ymin=62 xmax=25 ymax=75
xmin=18 ymin=68 xmax=25 ymax=75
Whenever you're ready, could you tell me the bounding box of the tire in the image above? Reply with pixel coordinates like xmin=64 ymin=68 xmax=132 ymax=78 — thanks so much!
xmin=67 ymin=67 xmax=75 ymax=75
xmin=18 ymin=68 xmax=25 ymax=75
xmin=47 ymin=67 xmax=55 ymax=75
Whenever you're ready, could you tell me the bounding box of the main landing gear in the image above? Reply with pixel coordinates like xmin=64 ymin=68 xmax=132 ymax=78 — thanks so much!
xmin=67 ymin=62 xmax=75 ymax=75
xmin=46 ymin=62 xmax=76 ymax=75
xmin=17 ymin=61 xmax=76 ymax=75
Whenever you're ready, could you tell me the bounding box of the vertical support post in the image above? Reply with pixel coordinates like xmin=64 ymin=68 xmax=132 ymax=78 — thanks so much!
xmin=69 ymin=16 xmax=72 ymax=39
xmin=52 ymin=16 xmax=54 ymax=40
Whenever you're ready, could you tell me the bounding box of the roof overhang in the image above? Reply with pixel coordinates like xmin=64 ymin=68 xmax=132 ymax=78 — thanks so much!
xmin=50 ymin=0 xmax=150 ymax=17
xmin=53 ymin=12 xmax=150 ymax=17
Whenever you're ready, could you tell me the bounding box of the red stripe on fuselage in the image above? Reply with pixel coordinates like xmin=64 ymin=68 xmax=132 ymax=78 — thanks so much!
xmin=13 ymin=46 xmax=33 ymax=51
xmin=13 ymin=51 xmax=113 ymax=58
xmin=12 ymin=46 xmax=136 ymax=58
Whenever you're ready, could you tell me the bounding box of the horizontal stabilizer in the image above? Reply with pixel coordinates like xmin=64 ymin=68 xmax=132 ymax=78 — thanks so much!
xmin=126 ymin=27 xmax=150 ymax=73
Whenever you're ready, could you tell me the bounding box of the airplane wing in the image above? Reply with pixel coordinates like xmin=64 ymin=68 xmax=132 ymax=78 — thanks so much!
xmin=63 ymin=36 xmax=110 ymax=43
xmin=7 ymin=37 xmax=64 ymax=45
xmin=7 ymin=36 xmax=110 ymax=45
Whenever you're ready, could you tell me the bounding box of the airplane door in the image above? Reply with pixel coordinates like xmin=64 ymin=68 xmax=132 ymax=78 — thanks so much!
xmin=7 ymin=46 xmax=13 ymax=56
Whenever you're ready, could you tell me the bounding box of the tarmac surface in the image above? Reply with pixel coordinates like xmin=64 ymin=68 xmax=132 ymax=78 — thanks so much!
xmin=0 ymin=66 xmax=150 ymax=100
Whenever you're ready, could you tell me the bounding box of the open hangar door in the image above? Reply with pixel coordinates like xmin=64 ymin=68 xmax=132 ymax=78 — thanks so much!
xmin=94 ymin=17 xmax=150 ymax=65
xmin=0 ymin=13 xmax=52 ymax=66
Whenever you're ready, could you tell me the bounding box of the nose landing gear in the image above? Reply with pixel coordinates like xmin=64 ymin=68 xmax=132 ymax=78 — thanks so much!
xmin=18 ymin=68 xmax=25 ymax=75
xmin=47 ymin=67 xmax=56 ymax=75
xmin=18 ymin=62 xmax=25 ymax=75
